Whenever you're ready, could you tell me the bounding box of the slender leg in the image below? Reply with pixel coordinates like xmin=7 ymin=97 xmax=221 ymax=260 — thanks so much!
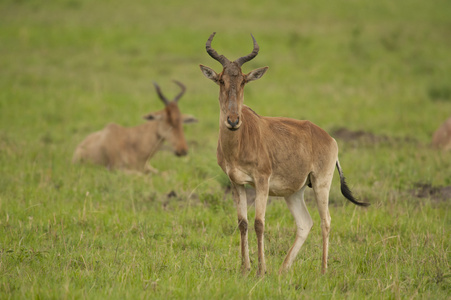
xmin=231 ymin=182 xmax=250 ymax=273
xmin=279 ymin=186 xmax=313 ymax=274
xmin=144 ymin=164 xmax=159 ymax=174
xmin=254 ymin=177 xmax=270 ymax=276
xmin=312 ymin=181 xmax=332 ymax=274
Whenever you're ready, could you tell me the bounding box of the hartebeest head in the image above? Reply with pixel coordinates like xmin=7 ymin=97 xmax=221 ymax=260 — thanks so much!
xmin=144 ymin=80 xmax=196 ymax=156
xmin=200 ymin=32 xmax=268 ymax=131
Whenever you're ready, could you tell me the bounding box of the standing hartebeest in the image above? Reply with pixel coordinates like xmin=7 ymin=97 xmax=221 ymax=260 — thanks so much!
xmin=200 ymin=32 xmax=369 ymax=275
xmin=73 ymin=80 xmax=197 ymax=173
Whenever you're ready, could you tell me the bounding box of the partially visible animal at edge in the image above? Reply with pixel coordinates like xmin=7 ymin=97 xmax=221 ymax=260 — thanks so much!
xmin=72 ymin=80 xmax=198 ymax=173
xmin=200 ymin=32 xmax=369 ymax=276
xmin=432 ymin=115 xmax=451 ymax=151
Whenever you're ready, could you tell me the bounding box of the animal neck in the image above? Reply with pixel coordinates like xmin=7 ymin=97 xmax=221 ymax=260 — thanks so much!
xmin=138 ymin=121 xmax=164 ymax=156
xmin=140 ymin=120 xmax=160 ymax=138
xmin=219 ymin=123 xmax=242 ymax=153
xmin=218 ymin=106 xmax=261 ymax=157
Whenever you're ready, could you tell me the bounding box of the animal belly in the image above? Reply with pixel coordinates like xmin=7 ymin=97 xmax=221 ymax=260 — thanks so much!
xmin=227 ymin=168 xmax=253 ymax=185
xmin=227 ymin=169 xmax=308 ymax=197
xmin=268 ymin=173 xmax=308 ymax=197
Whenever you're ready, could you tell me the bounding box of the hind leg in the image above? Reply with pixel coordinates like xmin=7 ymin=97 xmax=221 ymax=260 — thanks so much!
xmin=311 ymin=176 xmax=333 ymax=274
xmin=279 ymin=186 xmax=313 ymax=274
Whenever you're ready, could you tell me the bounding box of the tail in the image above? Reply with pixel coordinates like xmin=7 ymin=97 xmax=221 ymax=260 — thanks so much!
xmin=336 ymin=160 xmax=370 ymax=207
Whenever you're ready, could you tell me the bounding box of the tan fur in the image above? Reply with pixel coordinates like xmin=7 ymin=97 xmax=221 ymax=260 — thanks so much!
xmin=432 ymin=116 xmax=451 ymax=151
xmin=200 ymin=32 xmax=365 ymax=275
xmin=73 ymin=82 xmax=197 ymax=173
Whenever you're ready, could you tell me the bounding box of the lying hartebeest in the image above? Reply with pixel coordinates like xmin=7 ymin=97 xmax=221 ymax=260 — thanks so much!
xmin=73 ymin=81 xmax=197 ymax=173
xmin=432 ymin=115 xmax=451 ymax=151
xmin=200 ymin=32 xmax=369 ymax=275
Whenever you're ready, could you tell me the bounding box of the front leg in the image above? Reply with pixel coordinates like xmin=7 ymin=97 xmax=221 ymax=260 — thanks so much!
xmin=231 ymin=182 xmax=250 ymax=273
xmin=254 ymin=176 xmax=270 ymax=276
xmin=144 ymin=164 xmax=159 ymax=174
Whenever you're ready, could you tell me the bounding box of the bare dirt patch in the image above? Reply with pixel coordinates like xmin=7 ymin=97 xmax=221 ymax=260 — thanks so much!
xmin=411 ymin=182 xmax=451 ymax=202
xmin=331 ymin=127 xmax=417 ymax=146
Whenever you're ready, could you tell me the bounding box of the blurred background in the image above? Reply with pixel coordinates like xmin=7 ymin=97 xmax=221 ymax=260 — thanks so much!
xmin=2 ymin=0 xmax=450 ymax=145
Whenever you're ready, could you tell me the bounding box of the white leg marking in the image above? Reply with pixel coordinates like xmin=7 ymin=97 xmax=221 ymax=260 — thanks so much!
xmin=280 ymin=186 xmax=313 ymax=273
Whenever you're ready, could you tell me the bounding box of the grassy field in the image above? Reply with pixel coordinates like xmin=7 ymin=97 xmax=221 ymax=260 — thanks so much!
xmin=1 ymin=0 xmax=450 ymax=298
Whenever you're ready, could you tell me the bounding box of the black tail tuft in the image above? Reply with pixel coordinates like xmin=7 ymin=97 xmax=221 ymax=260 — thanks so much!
xmin=336 ymin=161 xmax=370 ymax=207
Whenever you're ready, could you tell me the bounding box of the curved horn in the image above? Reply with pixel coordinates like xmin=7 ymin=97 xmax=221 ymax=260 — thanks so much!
xmin=153 ymin=82 xmax=169 ymax=106
xmin=206 ymin=32 xmax=229 ymax=66
xmin=172 ymin=80 xmax=186 ymax=102
xmin=235 ymin=34 xmax=260 ymax=66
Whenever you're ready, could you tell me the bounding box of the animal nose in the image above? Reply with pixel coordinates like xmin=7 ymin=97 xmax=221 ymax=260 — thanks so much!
xmin=176 ymin=149 xmax=188 ymax=157
xmin=227 ymin=116 xmax=240 ymax=128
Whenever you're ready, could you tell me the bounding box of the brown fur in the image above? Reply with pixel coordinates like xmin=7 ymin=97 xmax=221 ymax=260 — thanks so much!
xmin=432 ymin=116 xmax=451 ymax=151
xmin=73 ymin=82 xmax=197 ymax=173
xmin=200 ymin=32 xmax=366 ymax=275
xmin=217 ymin=107 xmax=337 ymax=196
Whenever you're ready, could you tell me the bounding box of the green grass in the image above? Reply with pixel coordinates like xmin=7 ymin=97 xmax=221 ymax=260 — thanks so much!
xmin=1 ymin=0 xmax=450 ymax=299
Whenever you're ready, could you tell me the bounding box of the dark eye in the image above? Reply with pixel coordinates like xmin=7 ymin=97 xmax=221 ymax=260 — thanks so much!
xmin=219 ymin=79 xmax=224 ymax=85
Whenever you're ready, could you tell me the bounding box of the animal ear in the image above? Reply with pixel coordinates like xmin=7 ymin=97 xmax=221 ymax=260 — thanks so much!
xmin=245 ymin=66 xmax=269 ymax=83
xmin=143 ymin=113 xmax=162 ymax=121
xmin=200 ymin=65 xmax=219 ymax=84
xmin=182 ymin=114 xmax=198 ymax=124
